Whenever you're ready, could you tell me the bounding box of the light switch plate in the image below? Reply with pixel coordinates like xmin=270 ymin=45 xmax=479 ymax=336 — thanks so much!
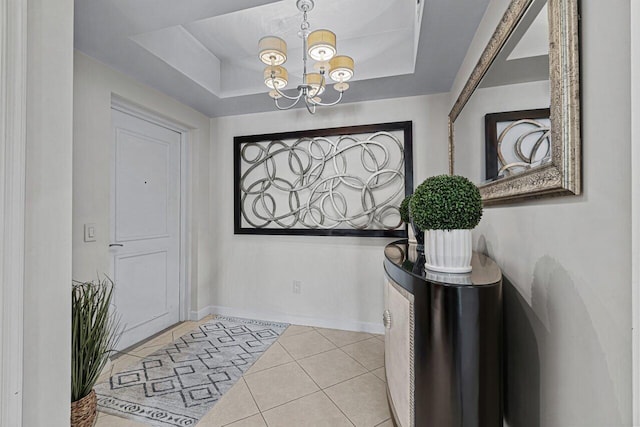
xmin=84 ymin=223 xmax=96 ymax=242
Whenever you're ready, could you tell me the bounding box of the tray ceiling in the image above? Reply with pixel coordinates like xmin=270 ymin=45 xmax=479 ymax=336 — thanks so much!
xmin=74 ymin=0 xmax=491 ymax=117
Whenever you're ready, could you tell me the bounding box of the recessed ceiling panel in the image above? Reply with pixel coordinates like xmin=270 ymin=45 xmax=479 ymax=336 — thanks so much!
xmin=131 ymin=26 xmax=222 ymax=94
xmin=130 ymin=0 xmax=423 ymax=98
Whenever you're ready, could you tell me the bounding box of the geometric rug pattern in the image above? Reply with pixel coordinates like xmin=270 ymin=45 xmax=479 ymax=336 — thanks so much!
xmin=95 ymin=316 xmax=289 ymax=426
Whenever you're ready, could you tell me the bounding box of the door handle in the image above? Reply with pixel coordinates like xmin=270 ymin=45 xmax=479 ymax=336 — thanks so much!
xmin=109 ymin=243 xmax=124 ymax=247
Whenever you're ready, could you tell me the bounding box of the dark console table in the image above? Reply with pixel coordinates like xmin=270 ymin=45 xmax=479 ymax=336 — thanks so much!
xmin=383 ymin=240 xmax=503 ymax=427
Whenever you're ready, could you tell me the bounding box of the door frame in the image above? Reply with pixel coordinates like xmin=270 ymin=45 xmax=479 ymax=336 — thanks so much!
xmin=110 ymin=97 xmax=192 ymax=323
xmin=0 ymin=0 xmax=26 ymax=425
xmin=632 ymin=0 xmax=639 ymax=423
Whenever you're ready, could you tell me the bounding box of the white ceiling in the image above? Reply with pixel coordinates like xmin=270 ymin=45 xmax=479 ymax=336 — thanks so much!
xmin=508 ymin=4 xmax=548 ymax=61
xmin=74 ymin=0 xmax=492 ymax=117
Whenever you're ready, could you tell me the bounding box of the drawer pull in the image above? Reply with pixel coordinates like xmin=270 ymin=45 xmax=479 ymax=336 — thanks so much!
xmin=383 ymin=310 xmax=392 ymax=329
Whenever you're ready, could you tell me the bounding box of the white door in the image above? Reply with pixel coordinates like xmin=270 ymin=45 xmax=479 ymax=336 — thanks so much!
xmin=110 ymin=109 xmax=181 ymax=350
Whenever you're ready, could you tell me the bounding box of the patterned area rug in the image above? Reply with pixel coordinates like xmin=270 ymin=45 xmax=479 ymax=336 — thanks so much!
xmin=95 ymin=316 xmax=288 ymax=426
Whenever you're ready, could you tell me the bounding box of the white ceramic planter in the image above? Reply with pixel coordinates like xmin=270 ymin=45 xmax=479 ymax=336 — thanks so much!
xmin=424 ymin=229 xmax=472 ymax=273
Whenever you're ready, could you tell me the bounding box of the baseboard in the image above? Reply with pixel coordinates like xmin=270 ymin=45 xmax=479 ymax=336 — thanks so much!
xmin=191 ymin=305 xmax=384 ymax=335
xmin=189 ymin=305 xmax=213 ymax=321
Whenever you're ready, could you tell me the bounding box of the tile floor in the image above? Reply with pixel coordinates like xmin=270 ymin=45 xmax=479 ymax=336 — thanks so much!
xmin=95 ymin=317 xmax=391 ymax=427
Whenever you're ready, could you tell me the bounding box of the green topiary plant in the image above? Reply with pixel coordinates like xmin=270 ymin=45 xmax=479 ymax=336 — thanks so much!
xmin=409 ymin=175 xmax=482 ymax=231
xmin=399 ymin=194 xmax=412 ymax=224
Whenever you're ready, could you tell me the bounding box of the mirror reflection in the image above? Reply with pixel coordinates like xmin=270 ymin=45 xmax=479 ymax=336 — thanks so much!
xmin=454 ymin=0 xmax=551 ymax=184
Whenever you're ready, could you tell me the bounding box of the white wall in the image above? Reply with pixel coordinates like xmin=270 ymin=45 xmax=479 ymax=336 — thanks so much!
xmin=631 ymin=0 xmax=640 ymax=423
xmin=23 ymin=0 xmax=74 ymax=425
xmin=209 ymin=94 xmax=450 ymax=331
xmin=73 ymin=52 xmax=212 ymax=314
xmin=451 ymin=0 xmax=632 ymax=425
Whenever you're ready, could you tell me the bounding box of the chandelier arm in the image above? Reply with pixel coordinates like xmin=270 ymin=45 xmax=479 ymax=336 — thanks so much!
xmin=304 ymin=97 xmax=317 ymax=114
xmin=274 ymin=96 xmax=303 ymax=110
xmin=310 ymin=91 xmax=344 ymax=107
xmin=271 ymin=78 xmax=304 ymax=101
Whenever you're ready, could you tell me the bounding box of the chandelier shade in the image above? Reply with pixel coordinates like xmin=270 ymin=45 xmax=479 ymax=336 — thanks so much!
xmin=263 ymin=65 xmax=288 ymax=89
xmin=307 ymin=30 xmax=337 ymax=61
xmin=329 ymin=56 xmax=354 ymax=82
xmin=305 ymin=73 xmax=326 ymax=95
xmin=258 ymin=36 xmax=287 ymax=65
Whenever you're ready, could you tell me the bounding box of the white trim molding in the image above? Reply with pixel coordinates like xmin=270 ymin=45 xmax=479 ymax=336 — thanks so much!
xmin=0 ymin=0 xmax=26 ymax=425
xmin=111 ymin=95 xmax=190 ymax=134
xmin=632 ymin=0 xmax=640 ymax=423
xmin=193 ymin=305 xmax=385 ymax=335
xmin=189 ymin=306 xmax=213 ymax=322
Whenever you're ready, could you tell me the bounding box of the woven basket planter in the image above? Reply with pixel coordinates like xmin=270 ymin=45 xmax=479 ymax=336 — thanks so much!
xmin=71 ymin=389 xmax=97 ymax=427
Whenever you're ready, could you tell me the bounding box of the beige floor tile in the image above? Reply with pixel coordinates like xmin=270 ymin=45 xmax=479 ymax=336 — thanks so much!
xmin=375 ymin=419 xmax=393 ymax=427
xmin=95 ymin=411 xmax=111 ymax=424
xmin=95 ymin=412 xmax=149 ymax=426
xmin=341 ymin=338 xmax=385 ymax=370
xmin=315 ymin=328 xmax=373 ymax=348
xmin=126 ymin=343 xmax=167 ymax=358
xmin=97 ymin=359 xmax=114 ymax=383
xmin=246 ymin=342 xmax=293 ymax=374
xmin=97 ymin=370 xmax=113 ymax=384
xmin=298 ymin=349 xmax=367 ymax=389
xmin=374 ymin=334 xmax=385 ymax=342
xmin=371 ymin=367 xmax=386 ymax=383
xmin=135 ymin=329 xmax=175 ymax=349
xmin=197 ymin=315 xmax=215 ymax=325
xmin=197 ymin=379 xmax=259 ymax=427
xmin=325 ymin=373 xmax=390 ymax=427
xmin=171 ymin=321 xmax=199 ymax=340
xmin=244 ymin=362 xmax=319 ymax=411
xmin=279 ymin=324 xmax=315 ymax=338
xmin=278 ymin=330 xmax=336 ymax=360
xmin=262 ymin=391 xmax=353 ymax=427
xmin=119 ymin=330 xmax=178 ymax=359
xmin=224 ymin=414 xmax=267 ymax=427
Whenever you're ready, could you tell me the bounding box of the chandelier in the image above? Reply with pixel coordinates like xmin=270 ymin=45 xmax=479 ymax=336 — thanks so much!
xmin=258 ymin=0 xmax=354 ymax=114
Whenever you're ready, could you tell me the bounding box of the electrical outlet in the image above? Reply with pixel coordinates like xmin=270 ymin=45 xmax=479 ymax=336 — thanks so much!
xmin=292 ymin=280 xmax=302 ymax=294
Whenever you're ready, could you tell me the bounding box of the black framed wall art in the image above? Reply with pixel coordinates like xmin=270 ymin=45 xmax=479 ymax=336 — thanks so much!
xmin=484 ymin=108 xmax=551 ymax=181
xmin=234 ymin=121 xmax=413 ymax=237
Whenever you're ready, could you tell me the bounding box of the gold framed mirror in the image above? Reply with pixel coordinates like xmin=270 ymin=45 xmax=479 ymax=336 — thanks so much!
xmin=449 ymin=0 xmax=581 ymax=205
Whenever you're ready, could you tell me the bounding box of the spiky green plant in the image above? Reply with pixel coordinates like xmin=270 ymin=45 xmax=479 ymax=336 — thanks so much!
xmin=71 ymin=277 xmax=121 ymax=402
